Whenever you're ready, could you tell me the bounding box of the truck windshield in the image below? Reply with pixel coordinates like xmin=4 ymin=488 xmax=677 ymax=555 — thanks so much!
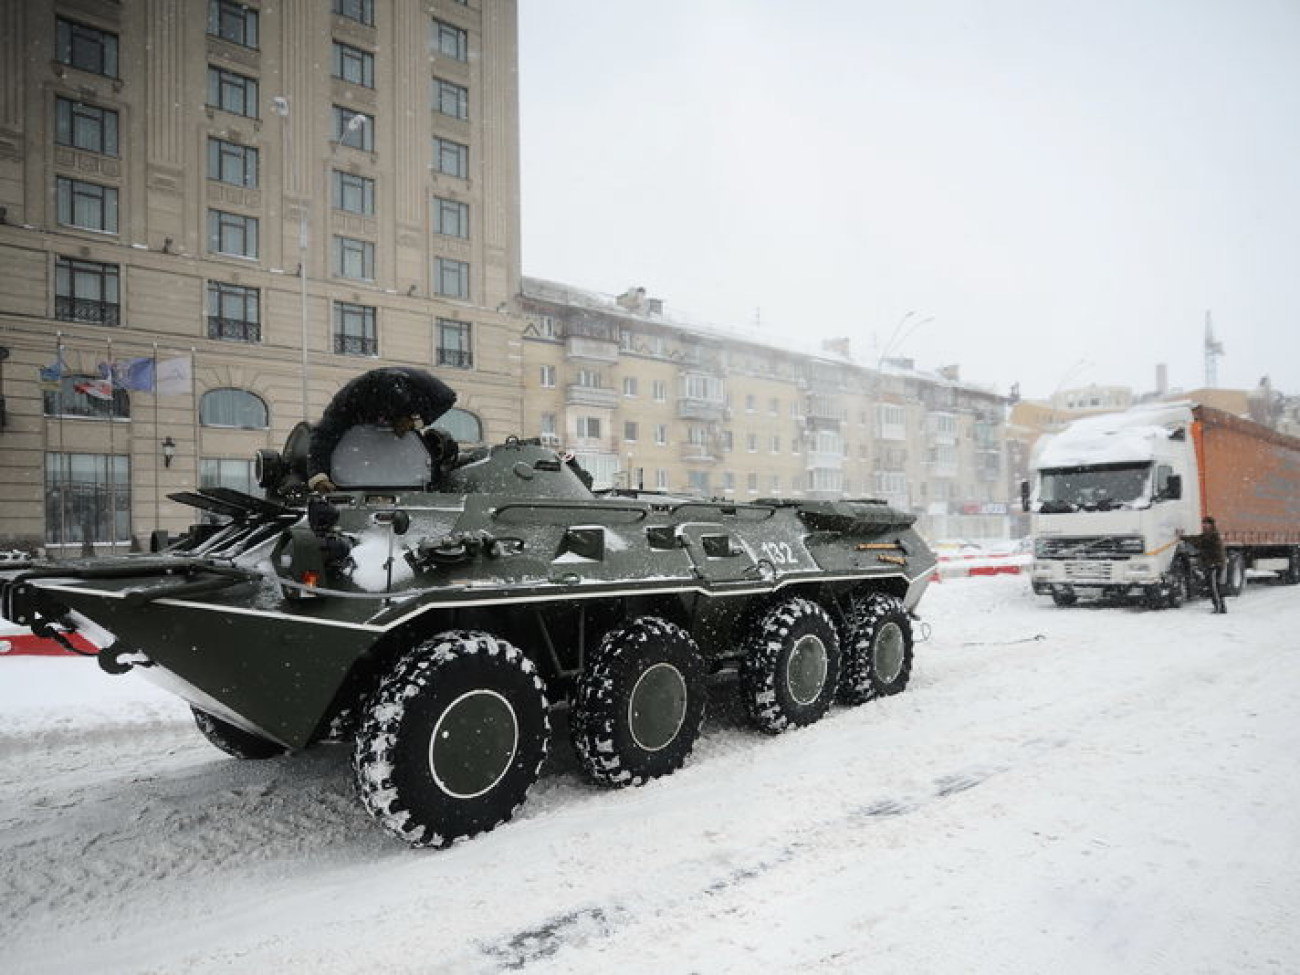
xmin=1037 ymin=462 xmax=1151 ymax=512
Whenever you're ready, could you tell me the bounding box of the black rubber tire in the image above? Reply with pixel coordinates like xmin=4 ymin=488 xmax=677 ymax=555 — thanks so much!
xmin=1283 ymin=548 xmax=1300 ymax=586
xmin=353 ymin=630 xmax=550 ymax=849
xmin=1051 ymin=591 xmax=1078 ymax=607
xmin=570 ymin=616 xmax=708 ymax=787
xmin=192 ymin=707 xmax=287 ymax=760
xmin=838 ymin=592 xmax=914 ymax=705
xmin=740 ymin=597 xmax=841 ymax=734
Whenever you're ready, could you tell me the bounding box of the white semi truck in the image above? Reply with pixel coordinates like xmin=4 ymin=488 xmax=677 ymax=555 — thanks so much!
xmin=1024 ymin=402 xmax=1300 ymax=608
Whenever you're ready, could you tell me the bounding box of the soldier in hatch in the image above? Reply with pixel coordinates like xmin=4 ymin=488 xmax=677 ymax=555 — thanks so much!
xmin=307 ymin=366 xmax=457 ymax=494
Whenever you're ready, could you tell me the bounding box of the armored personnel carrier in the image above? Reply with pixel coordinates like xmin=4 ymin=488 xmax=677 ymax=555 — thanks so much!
xmin=1 ymin=371 xmax=936 ymax=848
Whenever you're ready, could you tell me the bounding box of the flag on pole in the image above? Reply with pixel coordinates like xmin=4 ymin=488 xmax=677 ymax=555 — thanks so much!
xmin=73 ymin=376 xmax=114 ymax=400
xmin=105 ymin=356 xmax=157 ymax=391
xmin=39 ymin=350 xmax=68 ymax=388
xmin=156 ymin=355 xmax=193 ymax=396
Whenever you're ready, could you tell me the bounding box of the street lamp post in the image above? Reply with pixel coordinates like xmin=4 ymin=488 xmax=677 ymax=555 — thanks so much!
xmin=272 ymin=95 xmax=367 ymax=423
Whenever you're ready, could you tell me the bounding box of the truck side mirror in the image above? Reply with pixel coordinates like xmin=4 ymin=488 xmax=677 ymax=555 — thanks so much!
xmin=1163 ymin=474 xmax=1181 ymax=501
xmin=1019 ymin=480 xmax=1030 ymax=513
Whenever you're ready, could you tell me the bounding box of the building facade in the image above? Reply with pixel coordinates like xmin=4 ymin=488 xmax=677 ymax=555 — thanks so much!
xmin=518 ymin=279 xmax=1011 ymax=542
xmin=0 ymin=0 xmax=522 ymax=551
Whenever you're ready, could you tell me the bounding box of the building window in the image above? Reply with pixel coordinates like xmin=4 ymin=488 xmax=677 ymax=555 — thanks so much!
xmin=208 ymin=138 xmax=258 ymax=188
xmin=200 ymin=458 xmax=258 ymax=496
xmin=56 ymin=18 xmax=118 ymax=78
xmin=333 ymin=236 xmax=375 ymax=280
xmin=769 ymin=397 xmax=780 ymax=415
xmin=433 ymin=77 xmax=469 ymax=119
xmin=576 ymin=416 xmax=601 ymax=440
xmin=56 ymin=177 xmax=118 ymax=233
xmin=540 ymin=364 xmax=556 ymax=388
xmin=747 ymin=473 xmax=758 ymax=493
xmin=723 ymin=472 xmax=735 ymax=492
xmin=435 ymin=407 xmax=482 ymax=443
xmin=432 ymin=19 xmax=468 ymax=61
xmin=434 ymin=197 xmax=469 ymax=238
xmin=689 ymin=471 xmax=710 ymax=495
xmin=334 ymin=301 xmax=377 ymax=356
xmin=332 ymin=0 xmax=373 ymax=26
xmin=656 ymin=469 xmax=668 ymax=490
xmin=332 ymin=40 xmax=374 ymax=87
xmin=44 ymin=453 xmax=130 ymax=546
xmin=653 ymin=380 xmax=667 ymax=402
xmin=333 ymin=106 xmax=374 ymax=150
xmin=332 ymin=171 xmax=375 ymax=214
xmin=43 ymin=375 xmax=130 ymax=420
xmin=436 ymin=318 xmax=473 ymax=369
xmin=746 ymin=434 xmax=758 ymax=453
xmin=55 ymin=97 xmax=118 ymax=156
xmin=55 ymin=256 xmax=119 ymax=326
xmin=208 ymin=209 xmax=259 ymax=258
xmin=877 ymin=403 xmax=907 ymax=440
xmin=770 ymin=435 xmax=781 ymax=453
xmin=435 ymin=258 xmax=469 ymax=298
xmin=208 ymin=0 xmax=259 ymax=48
xmin=199 ymin=388 xmax=268 ymax=428
xmin=434 ymin=137 xmax=468 ymax=178
xmin=745 ymin=394 xmax=756 ymax=413
xmin=721 ymin=430 xmax=733 ymax=452
xmin=208 ymin=66 xmax=259 ymax=118
xmin=622 ymin=376 xmax=638 ymax=397
xmin=576 ymin=368 xmax=602 ymax=388
xmin=623 ymin=421 xmax=638 ymax=442
xmin=654 ymin=424 xmax=667 ymax=445
xmin=206 ymin=281 xmax=260 ymax=342
xmin=539 ymin=412 xmax=557 ymax=442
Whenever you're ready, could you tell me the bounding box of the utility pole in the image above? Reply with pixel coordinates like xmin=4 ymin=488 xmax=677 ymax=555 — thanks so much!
xmin=1204 ymin=311 xmax=1224 ymax=388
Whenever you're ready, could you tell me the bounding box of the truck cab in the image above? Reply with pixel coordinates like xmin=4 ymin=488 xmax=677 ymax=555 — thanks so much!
xmin=1026 ymin=404 xmax=1201 ymax=607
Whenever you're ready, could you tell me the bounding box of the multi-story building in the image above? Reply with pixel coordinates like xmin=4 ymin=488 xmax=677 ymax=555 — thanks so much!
xmin=0 ymin=0 xmax=522 ymax=551
xmin=519 ymin=279 xmax=1011 ymax=542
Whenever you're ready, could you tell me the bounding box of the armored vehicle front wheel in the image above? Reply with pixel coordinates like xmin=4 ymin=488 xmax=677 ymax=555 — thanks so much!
xmin=192 ymin=707 xmax=287 ymax=760
xmin=838 ymin=592 xmax=914 ymax=705
xmin=740 ymin=597 xmax=841 ymax=734
xmin=570 ymin=616 xmax=708 ymax=787
xmin=353 ymin=630 xmax=550 ymax=848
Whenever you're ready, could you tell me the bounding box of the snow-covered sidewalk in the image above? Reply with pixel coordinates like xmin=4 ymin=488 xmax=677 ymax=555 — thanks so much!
xmin=3 ymin=575 xmax=1298 ymax=974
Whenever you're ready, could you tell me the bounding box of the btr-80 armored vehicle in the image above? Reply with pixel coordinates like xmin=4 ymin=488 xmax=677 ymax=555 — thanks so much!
xmin=2 ymin=371 xmax=936 ymax=848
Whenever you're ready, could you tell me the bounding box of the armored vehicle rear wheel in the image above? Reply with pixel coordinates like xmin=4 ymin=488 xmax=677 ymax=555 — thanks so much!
xmin=740 ymin=597 xmax=841 ymax=734
xmin=192 ymin=707 xmax=287 ymax=760
xmin=570 ymin=616 xmax=708 ymax=787
xmin=838 ymin=593 xmax=913 ymax=705
xmin=1224 ymin=551 xmax=1246 ymax=597
xmin=353 ymin=630 xmax=550 ymax=848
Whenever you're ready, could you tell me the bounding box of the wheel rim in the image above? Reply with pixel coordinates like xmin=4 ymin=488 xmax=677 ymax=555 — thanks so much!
xmin=873 ymin=621 xmax=906 ymax=684
xmin=628 ymin=662 xmax=688 ymax=752
xmin=786 ymin=634 xmax=829 ymax=706
xmin=427 ymin=690 xmax=519 ymax=800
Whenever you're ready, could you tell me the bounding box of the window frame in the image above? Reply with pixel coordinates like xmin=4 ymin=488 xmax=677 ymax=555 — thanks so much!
xmin=207 ymin=209 xmax=260 ymax=258
xmin=208 ymin=0 xmax=260 ymax=49
xmin=333 ymin=106 xmax=374 ymax=150
xmin=207 ymin=65 xmax=260 ymax=118
xmin=207 ymin=137 xmax=259 ymax=188
xmin=55 ymin=255 xmax=121 ymax=326
xmin=332 ymin=170 xmax=375 ymax=214
xmin=433 ymin=196 xmax=469 ymax=238
xmin=56 ymin=17 xmax=119 ymax=78
xmin=432 ymin=19 xmax=468 ymax=61
xmin=333 ymin=301 xmax=378 ymax=356
xmin=56 ymin=176 xmax=118 ymax=233
xmin=433 ymin=77 xmax=469 ymax=119
xmin=199 ymin=388 xmax=269 ymax=429
xmin=433 ymin=137 xmax=469 ymax=178
xmin=333 ymin=235 xmax=376 ymax=281
xmin=435 ymin=257 xmax=469 ymax=299
xmin=206 ymin=281 xmax=261 ymax=343
xmin=332 ymin=0 xmax=374 ymax=26
xmin=44 ymin=451 xmax=131 ymax=546
xmin=55 ymin=96 xmax=119 ymax=156
xmin=332 ymin=40 xmax=374 ymax=88
xmin=436 ymin=317 xmax=473 ymax=369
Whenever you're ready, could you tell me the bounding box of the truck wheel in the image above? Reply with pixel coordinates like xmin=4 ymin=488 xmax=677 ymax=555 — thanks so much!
xmin=1051 ymin=591 xmax=1078 ymax=607
xmin=838 ymin=592 xmax=913 ymax=705
xmin=192 ymin=707 xmax=286 ymax=760
xmin=740 ymin=597 xmax=841 ymax=734
xmin=353 ymin=630 xmax=550 ymax=848
xmin=1283 ymin=549 xmax=1300 ymax=585
xmin=1224 ymin=552 xmax=1246 ymax=597
xmin=570 ymin=616 xmax=707 ymax=787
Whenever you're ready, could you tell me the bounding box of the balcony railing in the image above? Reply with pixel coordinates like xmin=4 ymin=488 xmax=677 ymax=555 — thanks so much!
xmin=55 ymin=296 xmax=120 ymax=326
xmin=437 ymin=348 xmax=474 ymax=369
xmin=334 ymin=333 xmax=378 ymax=356
xmin=565 ymin=384 xmax=618 ymax=409
xmin=677 ymin=398 xmax=725 ymax=422
xmin=207 ymin=316 xmax=261 ymax=343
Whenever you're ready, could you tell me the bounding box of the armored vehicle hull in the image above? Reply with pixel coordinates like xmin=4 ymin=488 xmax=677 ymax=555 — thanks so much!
xmin=3 ymin=392 xmax=935 ymax=848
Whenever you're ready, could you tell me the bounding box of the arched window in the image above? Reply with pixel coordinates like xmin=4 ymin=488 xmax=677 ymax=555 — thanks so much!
xmin=199 ymin=388 xmax=268 ymax=429
xmin=43 ymin=374 xmax=130 ymax=420
xmin=435 ymin=407 xmax=482 ymax=443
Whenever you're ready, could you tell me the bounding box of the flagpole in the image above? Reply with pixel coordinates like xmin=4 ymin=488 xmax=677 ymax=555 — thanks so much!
xmin=106 ymin=335 xmax=115 ymax=555
xmin=153 ymin=342 xmax=160 ymax=533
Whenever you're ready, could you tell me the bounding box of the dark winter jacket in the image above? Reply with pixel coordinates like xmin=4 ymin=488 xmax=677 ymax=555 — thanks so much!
xmin=1191 ymin=525 xmax=1227 ymax=569
xmin=308 ymin=367 xmax=456 ymax=478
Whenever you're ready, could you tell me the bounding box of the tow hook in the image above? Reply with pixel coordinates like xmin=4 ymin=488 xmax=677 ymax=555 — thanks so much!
xmin=98 ymin=642 xmax=152 ymax=675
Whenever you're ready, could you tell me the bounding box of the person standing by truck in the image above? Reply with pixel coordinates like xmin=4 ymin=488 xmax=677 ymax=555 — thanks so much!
xmin=1190 ymin=516 xmax=1228 ymax=613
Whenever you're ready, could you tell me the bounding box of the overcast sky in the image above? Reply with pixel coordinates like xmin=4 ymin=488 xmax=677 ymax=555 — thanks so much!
xmin=517 ymin=1 xmax=1300 ymax=401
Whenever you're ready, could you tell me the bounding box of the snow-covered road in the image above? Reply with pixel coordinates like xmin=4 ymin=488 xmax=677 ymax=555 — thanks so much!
xmin=4 ymin=575 xmax=1298 ymax=974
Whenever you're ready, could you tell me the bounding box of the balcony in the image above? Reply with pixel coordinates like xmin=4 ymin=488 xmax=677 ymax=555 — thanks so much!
xmin=565 ymin=384 xmax=618 ymax=409
xmin=677 ymin=397 xmax=725 ymax=422
xmin=208 ymin=316 xmax=260 ymax=343
xmin=565 ymin=335 xmax=619 ymax=362
xmin=679 ymin=441 xmax=722 ymax=463
xmin=55 ymin=296 xmax=120 ymax=327
xmin=334 ymin=333 xmax=378 ymax=356
xmin=437 ymin=348 xmax=474 ymax=369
